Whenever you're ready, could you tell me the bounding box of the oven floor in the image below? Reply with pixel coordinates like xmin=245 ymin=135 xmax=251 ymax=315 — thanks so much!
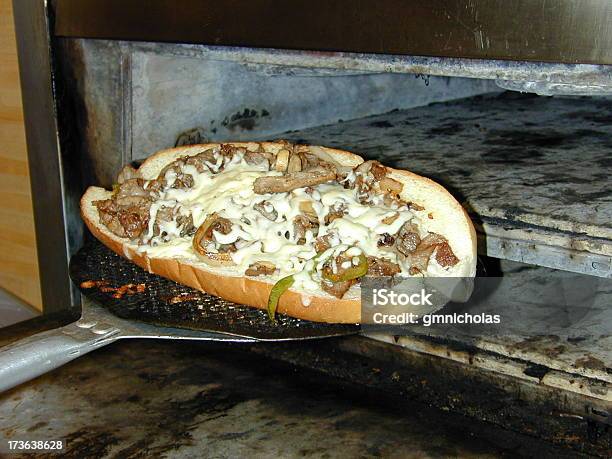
xmin=0 ymin=339 xmax=588 ymax=458
xmin=0 ymin=288 xmax=39 ymax=328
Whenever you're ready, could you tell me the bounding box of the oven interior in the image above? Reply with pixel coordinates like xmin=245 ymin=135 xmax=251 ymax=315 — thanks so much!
xmin=49 ymin=37 xmax=611 ymax=446
xmin=5 ymin=4 xmax=610 ymax=452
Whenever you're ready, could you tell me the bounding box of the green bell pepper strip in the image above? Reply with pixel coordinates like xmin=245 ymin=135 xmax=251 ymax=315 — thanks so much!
xmin=266 ymin=252 xmax=324 ymax=321
xmin=321 ymin=253 xmax=368 ymax=283
xmin=267 ymin=274 xmax=295 ymax=321
xmin=266 ymin=250 xmax=367 ymax=321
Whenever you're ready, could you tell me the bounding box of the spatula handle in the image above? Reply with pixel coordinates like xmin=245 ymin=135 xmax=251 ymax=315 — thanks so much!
xmin=0 ymin=322 xmax=119 ymax=392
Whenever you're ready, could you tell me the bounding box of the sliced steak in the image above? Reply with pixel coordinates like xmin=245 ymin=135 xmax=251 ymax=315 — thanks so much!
xmin=367 ymin=256 xmax=401 ymax=277
xmin=253 ymin=167 xmax=336 ymax=194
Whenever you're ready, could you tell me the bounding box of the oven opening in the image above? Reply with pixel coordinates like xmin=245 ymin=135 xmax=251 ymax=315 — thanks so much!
xmin=1 ymin=1 xmax=610 ymax=456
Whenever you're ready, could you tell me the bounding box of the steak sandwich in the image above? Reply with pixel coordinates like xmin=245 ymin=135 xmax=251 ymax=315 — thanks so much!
xmin=81 ymin=142 xmax=476 ymax=323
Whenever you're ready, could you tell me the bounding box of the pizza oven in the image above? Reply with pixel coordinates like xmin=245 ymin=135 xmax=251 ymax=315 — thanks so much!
xmin=1 ymin=0 xmax=610 ymax=456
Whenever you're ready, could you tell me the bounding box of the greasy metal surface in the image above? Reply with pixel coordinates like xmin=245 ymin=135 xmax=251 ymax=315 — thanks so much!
xmin=0 ymin=339 xmax=597 ymax=458
xmin=69 ymin=240 xmax=359 ymax=340
xmin=11 ymin=0 xmax=76 ymax=312
xmin=54 ymin=0 xmax=612 ymax=65
xmin=75 ymin=299 xmax=258 ymax=343
xmin=280 ymin=92 xmax=612 ymax=277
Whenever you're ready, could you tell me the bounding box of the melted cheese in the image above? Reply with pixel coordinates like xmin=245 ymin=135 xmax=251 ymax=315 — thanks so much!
xmin=137 ymin=151 xmax=439 ymax=291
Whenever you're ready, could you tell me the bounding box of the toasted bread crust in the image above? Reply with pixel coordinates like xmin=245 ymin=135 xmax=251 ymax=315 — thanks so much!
xmin=81 ymin=142 xmax=476 ymax=323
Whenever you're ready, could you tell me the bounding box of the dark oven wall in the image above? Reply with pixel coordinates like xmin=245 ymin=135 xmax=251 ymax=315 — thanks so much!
xmin=56 ymin=39 xmax=497 ymax=189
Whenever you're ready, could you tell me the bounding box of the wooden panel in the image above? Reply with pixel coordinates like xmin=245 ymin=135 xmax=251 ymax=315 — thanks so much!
xmin=0 ymin=0 xmax=42 ymax=309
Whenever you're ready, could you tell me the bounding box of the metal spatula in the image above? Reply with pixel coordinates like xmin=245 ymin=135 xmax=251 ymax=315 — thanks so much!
xmin=0 ymin=300 xmax=258 ymax=393
xmin=0 ymin=240 xmax=360 ymax=393
xmin=68 ymin=240 xmax=359 ymax=341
